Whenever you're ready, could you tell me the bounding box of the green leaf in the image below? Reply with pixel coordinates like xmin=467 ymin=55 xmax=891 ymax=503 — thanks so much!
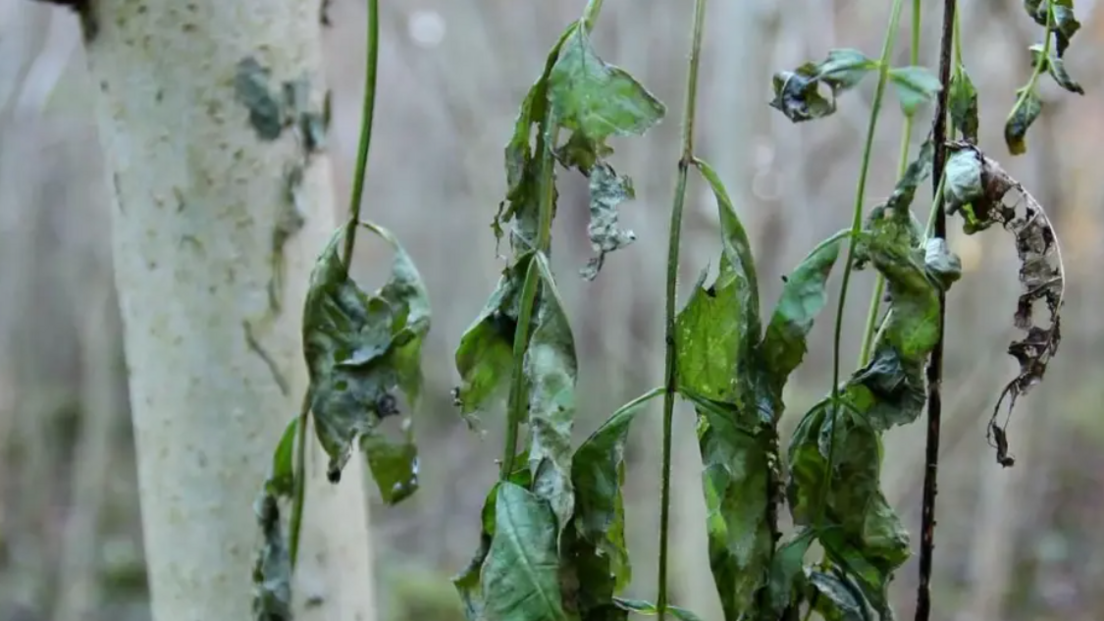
xmin=949 ymin=66 xmax=980 ymax=142
xmin=302 ymin=222 xmax=430 ymax=487
xmin=1052 ymin=0 xmax=1081 ymax=58
xmin=766 ymin=531 xmax=814 ymax=618
xmin=1030 ymin=44 xmax=1084 ymax=95
xmin=251 ymin=493 xmax=292 ymax=621
xmin=526 ymin=254 xmax=579 ymax=535
xmin=570 ymin=387 xmax=664 ymax=616
xmin=482 ymin=482 xmax=573 ymax=621
xmin=265 ymin=417 xmax=298 ymax=498
xmin=888 ymin=66 xmax=942 ymax=116
xmin=612 ymin=599 xmax=705 ymax=621
xmin=886 ymin=139 xmax=934 ymax=215
xmin=548 ymin=27 xmax=666 ymax=144
xmin=696 ymin=402 xmax=774 ymax=621
xmin=360 ymin=428 xmax=418 ymax=505
xmin=579 ymin=163 xmax=638 ymax=280
xmin=455 ymin=253 xmax=534 ymax=419
xmin=807 ymin=569 xmax=871 ymax=621
xmin=761 ymin=234 xmax=843 ymax=414
xmin=1005 ymin=86 xmax=1042 ymax=156
xmin=770 ymin=49 xmax=878 ymax=122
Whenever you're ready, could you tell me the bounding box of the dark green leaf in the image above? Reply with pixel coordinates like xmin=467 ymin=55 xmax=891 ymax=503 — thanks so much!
xmin=580 ymin=163 xmax=638 ymax=281
xmin=886 ymin=139 xmax=934 ymax=214
xmin=548 ymin=27 xmax=666 ymax=144
xmin=1030 ymin=44 xmax=1084 ymax=94
xmin=769 ymin=49 xmax=878 ymax=122
xmin=1005 ymin=86 xmax=1042 ymax=156
xmin=761 ymin=234 xmax=843 ymax=414
xmin=454 ymin=487 xmax=497 ymax=621
xmin=766 ymin=531 xmax=814 ymax=618
xmin=1052 ymin=0 xmax=1082 ymax=57
xmin=949 ymin=66 xmax=980 ymax=142
xmin=887 ymin=66 xmax=942 ymax=116
xmin=360 ymin=429 xmax=419 ymax=505
xmin=302 ymin=222 xmax=430 ymax=486
xmin=807 ymin=569 xmax=871 ymax=621
xmin=251 ymin=493 xmax=292 ymax=621
xmin=612 ymin=599 xmax=705 ymax=621
xmin=482 ymin=482 xmax=573 ymax=621
xmin=455 ymin=253 xmax=534 ymax=420
xmin=696 ymin=402 xmax=774 ymax=621
xmin=265 ymin=417 xmax=298 ymax=497
xmin=526 ymin=254 xmax=579 ymax=534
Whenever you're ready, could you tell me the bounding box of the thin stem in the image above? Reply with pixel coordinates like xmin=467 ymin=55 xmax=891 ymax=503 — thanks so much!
xmin=1007 ymin=0 xmax=1054 ymax=127
xmin=821 ymin=0 xmax=906 ymax=525
xmin=858 ymin=0 xmax=922 ymax=368
xmin=500 ymin=123 xmax=560 ymax=480
xmin=657 ymin=0 xmax=707 ymax=617
xmin=915 ymin=0 xmax=958 ymax=616
xmin=289 ymin=0 xmax=380 ymax=571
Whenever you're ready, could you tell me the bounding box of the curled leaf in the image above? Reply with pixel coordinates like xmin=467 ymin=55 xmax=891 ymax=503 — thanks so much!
xmin=1005 ymin=86 xmax=1042 ymax=156
xmin=806 ymin=568 xmax=873 ymax=621
xmin=770 ymin=49 xmax=878 ymax=122
xmin=949 ymin=65 xmax=979 ymax=142
xmin=1025 ymin=0 xmax=1081 ymax=57
xmin=251 ymin=493 xmax=292 ymax=621
xmin=943 ymin=143 xmax=1065 ymax=466
xmin=887 ymin=66 xmax=942 ymax=116
xmin=1030 ymin=44 xmax=1084 ymax=95
xmin=612 ymin=598 xmax=706 ymax=621
xmin=265 ymin=417 xmax=298 ymax=498
xmin=302 ymin=222 xmax=429 ymax=493
xmin=766 ymin=530 xmax=814 ymax=618
xmin=579 ymin=163 xmax=638 ymax=280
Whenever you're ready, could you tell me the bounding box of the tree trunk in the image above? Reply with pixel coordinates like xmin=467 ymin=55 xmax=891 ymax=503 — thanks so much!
xmin=81 ymin=1 xmax=376 ymax=620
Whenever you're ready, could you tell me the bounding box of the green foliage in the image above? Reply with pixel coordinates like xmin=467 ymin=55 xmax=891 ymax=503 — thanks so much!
xmin=770 ymin=49 xmax=878 ymax=122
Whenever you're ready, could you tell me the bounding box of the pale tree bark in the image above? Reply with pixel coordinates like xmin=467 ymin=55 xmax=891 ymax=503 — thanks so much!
xmin=78 ymin=1 xmax=375 ymax=620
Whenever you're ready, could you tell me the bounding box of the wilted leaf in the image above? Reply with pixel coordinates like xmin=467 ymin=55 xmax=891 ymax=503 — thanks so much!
xmin=302 ymin=222 xmax=430 ymax=488
xmin=1030 ymin=44 xmax=1084 ymax=95
xmin=526 ymin=254 xmax=579 ymax=534
xmin=265 ymin=417 xmax=298 ymax=497
xmin=806 ymin=569 xmax=871 ymax=621
xmin=251 ymin=493 xmax=292 ymax=621
xmin=1005 ymin=86 xmax=1042 ymax=156
xmin=455 ymin=253 xmax=534 ymax=419
xmin=1025 ymin=0 xmax=1082 ymax=57
xmin=482 ymin=482 xmax=573 ymax=621
xmin=766 ymin=531 xmax=814 ymax=618
xmin=888 ymin=66 xmax=942 ymax=116
xmin=943 ymin=143 xmax=1065 ymax=466
xmin=923 ymin=238 xmax=963 ymax=291
xmin=949 ymin=66 xmax=979 ymax=142
xmin=579 ymin=163 xmax=638 ymax=281
xmin=770 ymin=49 xmax=878 ymax=122
xmin=761 ymin=234 xmax=843 ymax=415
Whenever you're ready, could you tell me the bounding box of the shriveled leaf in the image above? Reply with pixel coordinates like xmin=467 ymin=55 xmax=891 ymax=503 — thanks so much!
xmin=923 ymin=238 xmax=963 ymax=291
xmin=455 ymin=253 xmax=534 ymax=419
xmin=580 ymin=163 xmax=638 ymax=280
xmin=694 ymin=401 xmax=774 ymax=621
xmin=944 ymin=144 xmax=1065 ymax=466
xmin=770 ymin=49 xmax=878 ymax=122
xmin=251 ymin=493 xmax=292 ymax=621
xmin=806 ymin=569 xmax=871 ymax=621
xmin=766 ymin=531 xmax=814 ymax=618
xmin=548 ymin=27 xmax=666 ymax=144
xmin=303 ymin=222 xmax=430 ymax=485
xmin=482 ymin=482 xmax=573 ymax=621
xmin=1025 ymin=0 xmax=1082 ymax=57
xmin=943 ymin=147 xmax=985 ymax=226
xmin=266 ymin=417 xmax=298 ymax=497
xmin=949 ymin=66 xmax=980 ymax=142
xmin=1004 ymin=86 xmax=1042 ymax=156
xmin=1030 ymin=44 xmax=1084 ymax=95
xmin=526 ymin=254 xmax=579 ymax=534
xmin=571 ymin=387 xmax=664 ymax=611
xmin=888 ymin=66 xmax=941 ymax=116
xmin=761 ymin=234 xmax=843 ymax=415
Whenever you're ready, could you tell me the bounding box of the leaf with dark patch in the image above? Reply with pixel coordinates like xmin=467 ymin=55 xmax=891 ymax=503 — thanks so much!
xmin=887 ymin=66 xmax=942 ymax=116
xmin=942 ymin=143 xmax=1065 ymax=466
xmin=761 ymin=234 xmax=843 ymax=416
xmin=251 ymin=493 xmax=292 ymax=621
xmin=569 ymin=388 xmax=663 ymax=618
xmin=1030 ymin=44 xmax=1085 ymax=95
xmin=546 ymin=26 xmax=665 ymax=279
xmin=949 ymin=65 xmax=980 ymax=142
xmin=482 ymin=482 xmax=574 ymax=621
xmin=1026 ymin=0 xmax=1082 ymax=57
xmin=806 ymin=568 xmax=872 ymax=621
xmin=1005 ymin=86 xmax=1042 ymax=156
xmin=302 ymin=222 xmax=429 ymax=494
xmin=770 ymin=49 xmax=878 ymax=122
xmin=454 ymin=253 xmax=534 ymax=422
xmin=526 ymin=254 xmax=579 ymax=535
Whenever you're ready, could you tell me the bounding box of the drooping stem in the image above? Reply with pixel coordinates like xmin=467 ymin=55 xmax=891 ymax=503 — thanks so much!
xmin=289 ymin=0 xmax=380 ymax=570
xmin=821 ymin=0 xmax=906 ymax=524
xmin=657 ymin=0 xmax=707 ymax=616
xmin=858 ymin=0 xmax=922 ymax=368
xmin=915 ymin=0 xmax=957 ymax=618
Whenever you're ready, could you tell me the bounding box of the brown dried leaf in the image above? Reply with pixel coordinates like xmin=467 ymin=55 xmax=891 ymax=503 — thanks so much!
xmin=943 ymin=142 xmax=1065 ymax=466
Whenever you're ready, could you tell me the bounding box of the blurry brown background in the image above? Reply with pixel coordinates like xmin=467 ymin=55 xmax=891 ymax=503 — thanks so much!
xmin=2 ymin=1 xmax=1103 ymax=620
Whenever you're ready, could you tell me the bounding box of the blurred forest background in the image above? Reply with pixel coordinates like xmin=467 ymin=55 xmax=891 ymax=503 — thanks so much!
xmin=3 ymin=1 xmax=1104 ymax=620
